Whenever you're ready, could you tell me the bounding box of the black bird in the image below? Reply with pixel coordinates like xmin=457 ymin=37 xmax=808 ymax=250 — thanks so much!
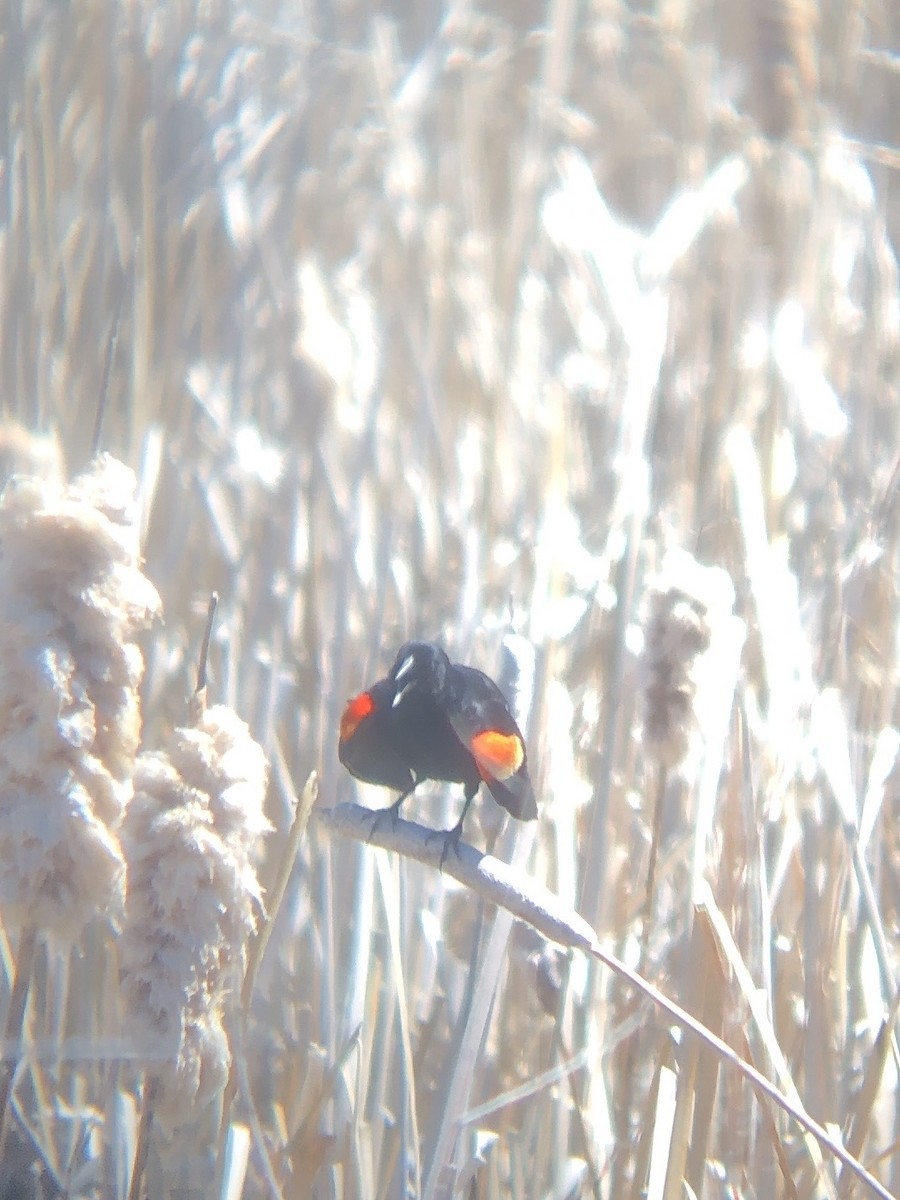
xmin=339 ymin=641 xmax=536 ymax=855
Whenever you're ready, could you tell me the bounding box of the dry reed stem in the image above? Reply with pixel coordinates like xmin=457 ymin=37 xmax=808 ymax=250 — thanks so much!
xmin=321 ymin=804 xmax=596 ymax=954
xmin=216 ymin=769 xmax=318 ymax=1184
xmin=324 ymin=805 xmax=895 ymax=1200
xmin=0 ymin=925 xmax=38 ymax=1161
xmin=126 ymin=1074 xmax=159 ymax=1200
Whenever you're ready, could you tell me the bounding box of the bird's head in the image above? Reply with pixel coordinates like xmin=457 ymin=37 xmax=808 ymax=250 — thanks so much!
xmin=389 ymin=640 xmax=451 ymax=706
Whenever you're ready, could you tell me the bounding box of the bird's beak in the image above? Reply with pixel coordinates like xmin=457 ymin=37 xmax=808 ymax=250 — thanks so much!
xmin=392 ymin=653 xmax=417 ymax=705
xmin=394 ymin=653 xmax=415 ymax=681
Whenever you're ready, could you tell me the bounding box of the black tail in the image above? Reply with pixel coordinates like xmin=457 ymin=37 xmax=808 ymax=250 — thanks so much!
xmin=483 ymin=766 xmax=537 ymax=821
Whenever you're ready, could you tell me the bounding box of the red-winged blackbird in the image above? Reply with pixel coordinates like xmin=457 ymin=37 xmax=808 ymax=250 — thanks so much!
xmin=339 ymin=641 xmax=537 ymax=854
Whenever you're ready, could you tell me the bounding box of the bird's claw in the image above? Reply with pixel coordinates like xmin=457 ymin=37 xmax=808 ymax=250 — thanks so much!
xmin=366 ymin=801 xmax=403 ymax=844
xmin=425 ymin=822 xmax=464 ymax=871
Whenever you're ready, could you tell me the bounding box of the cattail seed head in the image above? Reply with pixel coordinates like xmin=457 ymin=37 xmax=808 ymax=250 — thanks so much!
xmin=0 ymin=455 xmax=161 ymax=937
xmin=640 ymin=549 xmax=736 ymax=770
xmin=119 ymin=705 xmax=271 ymax=1130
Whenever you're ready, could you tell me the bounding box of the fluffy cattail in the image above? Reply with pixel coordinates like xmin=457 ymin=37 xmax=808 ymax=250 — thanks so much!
xmin=640 ymin=549 xmax=736 ymax=770
xmin=0 ymin=454 xmax=161 ymax=937
xmin=119 ymin=705 xmax=271 ymax=1130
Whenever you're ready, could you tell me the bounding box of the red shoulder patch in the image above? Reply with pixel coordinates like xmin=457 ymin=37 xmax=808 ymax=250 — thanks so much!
xmin=471 ymin=729 xmax=524 ymax=781
xmin=340 ymin=692 xmax=375 ymax=743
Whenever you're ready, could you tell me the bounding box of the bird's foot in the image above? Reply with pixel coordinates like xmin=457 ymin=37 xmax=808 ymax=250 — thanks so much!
xmin=425 ymin=820 xmax=465 ymax=871
xmin=366 ymin=796 xmax=406 ymax=843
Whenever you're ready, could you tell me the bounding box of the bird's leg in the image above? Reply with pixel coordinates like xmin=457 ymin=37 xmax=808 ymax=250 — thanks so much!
xmin=426 ymin=785 xmax=477 ymax=870
xmin=367 ymin=784 xmax=416 ymax=842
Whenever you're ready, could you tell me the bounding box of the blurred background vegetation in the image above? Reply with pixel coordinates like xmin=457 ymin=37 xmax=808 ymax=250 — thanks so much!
xmin=0 ymin=0 xmax=897 ymax=1196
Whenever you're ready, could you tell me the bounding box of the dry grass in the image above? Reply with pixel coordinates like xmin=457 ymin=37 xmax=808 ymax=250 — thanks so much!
xmin=0 ymin=1 xmax=898 ymax=1197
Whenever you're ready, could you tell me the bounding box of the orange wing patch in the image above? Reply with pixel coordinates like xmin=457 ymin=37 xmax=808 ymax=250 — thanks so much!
xmin=471 ymin=729 xmax=524 ymax=781
xmin=340 ymin=692 xmax=375 ymax=743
